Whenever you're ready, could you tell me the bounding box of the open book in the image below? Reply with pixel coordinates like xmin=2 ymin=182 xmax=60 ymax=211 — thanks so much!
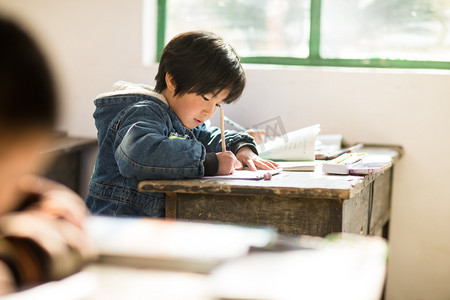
xmin=257 ymin=124 xmax=320 ymax=161
xmin=84 ymin=216 xmax=276 ymax=273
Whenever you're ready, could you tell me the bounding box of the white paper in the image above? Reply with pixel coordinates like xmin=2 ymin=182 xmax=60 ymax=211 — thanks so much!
xmin=275 ymin=161 xmax=317 ymax=171
xmin=258 ymin=124 xmax=320 ymax=161
xmin=204 ymin=169 xmax=282 ymax=180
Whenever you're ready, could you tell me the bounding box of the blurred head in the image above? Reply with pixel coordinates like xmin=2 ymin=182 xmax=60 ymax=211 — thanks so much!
xmin=154 ymin=31 xmax=246 ymax=129
xmin=0 ymin=17 xmax=57 ymax=213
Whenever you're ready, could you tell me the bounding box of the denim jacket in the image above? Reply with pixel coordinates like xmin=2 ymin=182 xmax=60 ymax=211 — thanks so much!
xmin=86 ymin=81 xmax=256 ymax=217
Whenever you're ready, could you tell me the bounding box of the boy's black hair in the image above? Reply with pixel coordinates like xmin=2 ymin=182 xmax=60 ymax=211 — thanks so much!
xmin=0 ymin=18 xmax=57 ymax=133
xmin=154 ymin=31 xmax=246 ymax=104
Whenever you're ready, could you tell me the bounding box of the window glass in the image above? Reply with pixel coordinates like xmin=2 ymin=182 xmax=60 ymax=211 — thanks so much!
xmin=165 ymin=0 xmax=311 ymax=58
xmin=321 ymin=0 xmax=450 ymax=61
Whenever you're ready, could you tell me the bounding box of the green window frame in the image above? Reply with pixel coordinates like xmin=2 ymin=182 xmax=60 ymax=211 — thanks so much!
xmin=156 ymin=0 xmax=450 ymax=70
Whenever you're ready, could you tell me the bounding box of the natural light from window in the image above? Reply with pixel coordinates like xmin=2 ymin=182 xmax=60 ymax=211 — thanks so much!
xmin=165 ymin=0 xmax=311 ymax=58
xmin=321 ymin=0 xmax=450 ymax=61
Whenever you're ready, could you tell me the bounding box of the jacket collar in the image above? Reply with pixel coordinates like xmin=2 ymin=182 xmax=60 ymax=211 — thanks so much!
xmin=95 ymin=81 xmax=168 ymax=105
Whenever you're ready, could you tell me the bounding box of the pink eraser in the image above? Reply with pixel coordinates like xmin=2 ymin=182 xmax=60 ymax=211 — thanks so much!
xmin=263 ymin=172 xmax=272 ymax=180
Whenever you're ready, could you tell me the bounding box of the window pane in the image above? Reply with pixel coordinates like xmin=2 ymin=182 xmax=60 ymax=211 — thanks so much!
xmin=321 ymin=0 xmax=450 ymax=61
xmin=166 ymin=0 xmax=310 ymax=58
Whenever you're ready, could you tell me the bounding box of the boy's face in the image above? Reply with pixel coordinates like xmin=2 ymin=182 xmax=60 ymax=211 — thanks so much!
xmin=168 ymin=89 xmax=229 ymax=130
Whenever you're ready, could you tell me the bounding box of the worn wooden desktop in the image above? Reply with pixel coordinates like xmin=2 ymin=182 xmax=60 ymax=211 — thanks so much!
xmin=138 ymin=147 xmax=401 ymax=237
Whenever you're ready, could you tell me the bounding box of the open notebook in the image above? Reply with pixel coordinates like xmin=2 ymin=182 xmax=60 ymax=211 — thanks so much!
xmin=203 ymin=168 xmax=282 ymax=180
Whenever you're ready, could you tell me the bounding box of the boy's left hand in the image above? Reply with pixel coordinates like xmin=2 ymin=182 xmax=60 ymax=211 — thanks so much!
xmin=235 ymin=147 xmax=279 ymax=171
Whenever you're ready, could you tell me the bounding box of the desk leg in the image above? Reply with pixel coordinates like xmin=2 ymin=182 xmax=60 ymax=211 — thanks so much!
xmin=165 ymin=192 xmax=178 ymax=219
xmin=367 ymin=181 xmax=375 ymax=235
xmin=382 ymin=221 xmax=390 ymax=239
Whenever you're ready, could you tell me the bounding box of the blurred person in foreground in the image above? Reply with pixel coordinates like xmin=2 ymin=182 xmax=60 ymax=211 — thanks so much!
xmin=0 ymin=17 xmax=92 ymax=294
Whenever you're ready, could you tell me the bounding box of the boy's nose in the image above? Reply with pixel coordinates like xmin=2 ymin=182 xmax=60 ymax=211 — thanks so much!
xmin=202 ymin=106 xmax=215 ymax=117
xmin=202 ymin=110 xmax=211 ymax=119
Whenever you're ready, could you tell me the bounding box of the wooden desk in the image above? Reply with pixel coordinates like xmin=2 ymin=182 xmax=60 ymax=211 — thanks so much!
xmin=139 ymin=147 xmax=400 ymax=237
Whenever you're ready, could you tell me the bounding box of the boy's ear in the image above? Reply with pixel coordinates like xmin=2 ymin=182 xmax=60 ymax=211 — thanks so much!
xmin=165 ymin=73 xmax=176 ymax=92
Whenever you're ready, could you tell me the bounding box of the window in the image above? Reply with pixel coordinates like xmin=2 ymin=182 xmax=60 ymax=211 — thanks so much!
xmin=157 ymin=0 xmax=450 ymax=69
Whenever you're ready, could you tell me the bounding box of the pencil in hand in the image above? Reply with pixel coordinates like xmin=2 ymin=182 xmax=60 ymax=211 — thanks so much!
xmin=220 ymin=106 xmax=226 ymax=152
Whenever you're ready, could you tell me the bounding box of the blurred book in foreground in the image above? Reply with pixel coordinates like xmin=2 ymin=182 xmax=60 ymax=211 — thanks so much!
xmin=84 ymin=216 xmax=277 ymax=273
xmin=210 ymin=234 xmax=388 ymax=300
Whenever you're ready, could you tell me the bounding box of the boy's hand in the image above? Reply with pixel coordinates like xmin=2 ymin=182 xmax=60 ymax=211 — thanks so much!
xmin=216 ymin=151 xmax=242 ymax=175
xmin=235 ymin=147 xmax=279 ymax=171
xmin=18 ymin=175 xmax=89 ymax=229
xmin=1 ymin=175 xmax=97 ymax=272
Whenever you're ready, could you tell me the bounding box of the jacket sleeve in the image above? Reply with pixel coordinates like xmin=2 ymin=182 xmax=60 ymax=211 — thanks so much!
xmin=114 ymin=105 xmax=206 ymax=180
xmin=193 ymin=123 xmax=258 ymax=155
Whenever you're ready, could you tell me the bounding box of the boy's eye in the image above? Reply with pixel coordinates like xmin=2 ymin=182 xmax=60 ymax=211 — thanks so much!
xmin=201 ymin=95 xmax=210 ymax=101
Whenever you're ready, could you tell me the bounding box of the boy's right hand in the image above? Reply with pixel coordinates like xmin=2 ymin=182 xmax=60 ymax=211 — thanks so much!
xmin=216 ymin=151 xmax=243 ymax=175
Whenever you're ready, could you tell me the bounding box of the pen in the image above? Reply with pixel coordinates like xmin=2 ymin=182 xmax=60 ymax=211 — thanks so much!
xmin=223 ymin=116 xmax=246 ymax=132
xmin=220 ymin=106 xmax=226 ymax=152
xmin=327 ymin=143 xmax=364 ymax=160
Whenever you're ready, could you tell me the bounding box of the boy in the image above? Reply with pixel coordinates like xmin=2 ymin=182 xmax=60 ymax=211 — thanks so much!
xmin=87 ymin=31 xmax=277 ymax=217
xmin=0 ymin=18 xmax=92 ymax=294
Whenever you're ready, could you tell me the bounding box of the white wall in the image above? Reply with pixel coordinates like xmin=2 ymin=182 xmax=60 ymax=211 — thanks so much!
xmin=0 ymin=0 xmax=157 ymax=136
xmin=1 ymin=1 xmax=449 ymax=299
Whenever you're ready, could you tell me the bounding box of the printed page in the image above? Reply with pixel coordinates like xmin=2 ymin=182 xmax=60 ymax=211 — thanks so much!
xmin=258 ymin=124 xmax=320 ymax=161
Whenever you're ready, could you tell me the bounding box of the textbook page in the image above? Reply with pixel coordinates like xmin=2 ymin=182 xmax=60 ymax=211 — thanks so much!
xmin=258 ymin=124 xmax=320 ymax=161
